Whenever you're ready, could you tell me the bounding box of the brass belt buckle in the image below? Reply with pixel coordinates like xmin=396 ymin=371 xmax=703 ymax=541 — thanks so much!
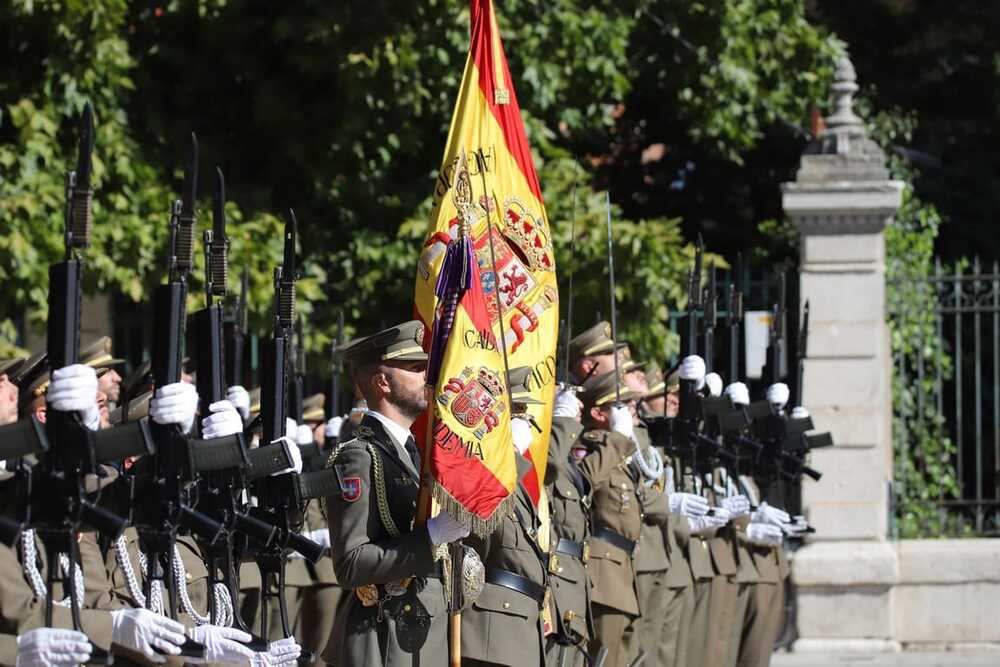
xmin=581 ymin=539 xmax=590 ymax=563
xmin=548 ymin=552 xmax=561 ymax=575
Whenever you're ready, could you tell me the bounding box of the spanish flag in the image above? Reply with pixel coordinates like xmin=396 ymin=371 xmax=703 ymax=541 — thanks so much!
xmin=415 ymin=0 xmax=559 ymax=508
xmin=418 ymin=151 xmax=517 ymax=533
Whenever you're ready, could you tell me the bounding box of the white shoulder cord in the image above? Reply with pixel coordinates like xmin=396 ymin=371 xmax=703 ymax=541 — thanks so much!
xmin=114 ymin=534 xmax=164 ymax=615
xmin=20 ymin=529 xmax=85 ymax=608
xmin=632 ymin=442 xmax=665 ymax=486
xmin=113 ymin=535 xmax=233 ymax=627
xmin=172 ymin=544 xmax=234 ymax=628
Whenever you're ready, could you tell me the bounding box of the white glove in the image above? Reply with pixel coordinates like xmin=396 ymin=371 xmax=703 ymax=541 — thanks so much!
xmin=251 ymin=637 xmax=302 ymax=667
xmin=721 ymin=494 xmax=751 ymax=518
xmin=747 ymin=522 xmax=783 ymax=547
xmin=16 ymin=628 xmax=92 ymax=667
xmin=752 ymin=501 xmax=791 ymax=526
xmin=187 ymin=625 xmax=255 ymax=664
xmin=767 ymin=382 xmax=790 ymax=410
xmin=780 ymin=515 xmax=810 ymax=536
xmin=668 ymin=492 xmax=710 ymax=519
xmin=201 ymin=400 xmax=244 ymax=439
xmin=226 ymin=385 xmax=251 ymax=422
xmin=511 ymin=417 xmax=533 ymax=455
xmin=111 ymin=608 xmax=188 ymax=662
xmin=704 ymin=372 xmax=723 ymax=397
xmin=427 ymin=511 xmax=471 ymax=545
xmin=609 ymin=404 xmax=635 ymax=442
xmin=285 ymin=418 xmax=296 ymax=440
xmin=723 ymin=381 xmax=750 ymax=406
xmin=295 ymin=423 xmax=314 ymax=446
xmin=324 ymin=415 xmax=345 ymax=439
xmin=303 ymin=527 xmax=331 ymax=549
xmin=47 ymin=364 xmax=100 ymax=431
xmin=790 ymin=406 xmax=810 ymax=420
xmin=553 ymin=388 xmax=582 ymax=419
xmin=679 ymin=355 xmax=706 ymax=390
xmin=687 ymin=515 xmax=715 ymax=536
xmin=149 ymin=382 xmax=199 ymax=434
xmin=270 ymin=437 xmax=303 ymax=476
xmin=290 ymin=527 xmax=331 ymax=560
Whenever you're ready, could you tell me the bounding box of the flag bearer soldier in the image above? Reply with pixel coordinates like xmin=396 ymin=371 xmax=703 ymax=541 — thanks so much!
xmin=322 ymin=321 xmax=469 ymax=667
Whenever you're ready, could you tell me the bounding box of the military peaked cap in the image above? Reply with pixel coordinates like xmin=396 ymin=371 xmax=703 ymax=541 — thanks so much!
xmin=80 ymin=336 xmax=125 ymax=369
xmin=340 ymin=320 xmax=428 ymax=367
xmin=303 ymin=392 xmax=326 ymax=422
xmin=579 ymin=369 xmax=641 ymax=409
xmin=0 ymin=358 xmax=26 ymax=378
xmin=568 ymin=321 xmax=615 ymax=367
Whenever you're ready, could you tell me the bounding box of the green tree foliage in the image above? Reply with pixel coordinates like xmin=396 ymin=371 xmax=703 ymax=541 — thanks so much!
xmin=1 ymin=0 xmax=845 ymax=369
xmin=0 ymin=1 xmax=317 ymax=357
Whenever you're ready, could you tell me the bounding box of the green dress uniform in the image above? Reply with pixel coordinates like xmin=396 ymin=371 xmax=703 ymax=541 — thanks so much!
xmin=703 ymin=473 xmax=741 ymax=667
xmin=682 ymin=473 xmax=721 ymax=667
xmin=630 ymin=423 xmax=673 ymax=667
xmin=543 ymin=416 xmax=591 ymax=667
xmin=322 ymin=415 xmax=446 ymax=667
xmin=577 ymin=427 xmax=642 ymax=667
xmin=462 ymin=456 xmax=548 ymax=666
xmin=660 ymin=494 xmax=694 ymax=667
xmin=736 ymin=477 xmax=788 ymax=667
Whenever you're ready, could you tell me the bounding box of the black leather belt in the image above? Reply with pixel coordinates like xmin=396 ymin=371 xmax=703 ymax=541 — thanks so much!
xmin=554 ymin=537 xmax=587 ymax=561
xmin=592 ymin=526 xmax=636 ymax=555
xmin=485 ymin=568 xmax=546 ymax=604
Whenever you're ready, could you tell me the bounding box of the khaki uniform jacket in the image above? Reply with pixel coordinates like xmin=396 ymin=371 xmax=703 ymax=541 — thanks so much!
xmin=322 ymin=415 xmax=445 ymax=666
xmin=0 ymin=540 xmax=117 ymax=665
xmin=633 ymin=426 xmax=671 ymax=575
xmin=738 ymin=476 xmax=790 ymax=583
xmin=463 ymin=457 xmax=547 ymax=666
xmin=545 ymin=417 xmax=591 ymax=644
xmin=577 ymin=429 xmax=641 ymax=616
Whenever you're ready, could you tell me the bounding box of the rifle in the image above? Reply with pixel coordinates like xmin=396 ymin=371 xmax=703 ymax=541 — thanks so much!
xmin=671 ymin=237 xmax=704 ymax=491
xmin=248 ymin=210 xmax=324 ymax=650
xmin=30 ymin=103 xmax=135 ymax=665
xmin=794 ymin=300 xmax=809 ymax=409
xmin=186 ymin=167 xmax=277 ymax=643
xmin=691 ymin=262 xmax=740 ymax=475
xmin=131 ymin=134 xmax=228 ymax=660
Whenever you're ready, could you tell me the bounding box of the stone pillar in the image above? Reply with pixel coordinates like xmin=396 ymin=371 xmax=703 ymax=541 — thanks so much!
xmin=781 ymin=55 xmax=904 ymax=652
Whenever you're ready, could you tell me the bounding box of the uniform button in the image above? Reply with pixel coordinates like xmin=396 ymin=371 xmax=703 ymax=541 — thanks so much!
xmin=605 ymin=552 xmax=611 ymax=558
xmin=185 ymin=573 xmax=193 ymax=583
xmin=403 ymin=604 xmax=412 ymax=612
xmin=557 ymin=566 xmax=564 ymax=574
xmin=620 ymin=482 xmax=628 ymax=490
xmin=502 ymin=601 xmax=510 ymax=609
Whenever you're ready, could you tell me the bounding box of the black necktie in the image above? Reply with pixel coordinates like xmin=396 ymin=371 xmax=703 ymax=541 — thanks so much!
xmin=404 ymin=436 xmax=421 ymax=473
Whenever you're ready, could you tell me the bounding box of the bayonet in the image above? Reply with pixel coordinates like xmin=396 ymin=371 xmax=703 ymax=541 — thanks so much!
xmin=175 ymin=132 xmax=198 ymax=273
xmin=605 ymin=191 xmax=621 ymax=405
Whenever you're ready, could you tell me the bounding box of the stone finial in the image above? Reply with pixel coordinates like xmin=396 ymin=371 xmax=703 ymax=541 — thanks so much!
xmin=792 ymin=51 xmax=889 ymax=183
xmin=825 ymin=55 xmax=863 ymax=129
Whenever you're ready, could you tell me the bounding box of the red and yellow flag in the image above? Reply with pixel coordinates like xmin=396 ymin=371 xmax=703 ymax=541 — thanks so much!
xmin=415 ymin=0 xmax=559 ymax=507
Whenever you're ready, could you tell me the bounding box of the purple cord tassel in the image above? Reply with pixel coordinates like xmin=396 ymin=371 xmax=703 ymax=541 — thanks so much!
xmin=426 ymin=234 xmax=475 ymax=386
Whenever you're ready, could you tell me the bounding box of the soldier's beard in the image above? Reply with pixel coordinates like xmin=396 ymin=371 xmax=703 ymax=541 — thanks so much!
xmin=385 ymin=375 xmax=428 ymax=421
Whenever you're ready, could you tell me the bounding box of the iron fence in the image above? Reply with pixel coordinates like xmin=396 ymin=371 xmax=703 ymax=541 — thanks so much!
xmin=889 ymin=257 xmax=1000 ymax=536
